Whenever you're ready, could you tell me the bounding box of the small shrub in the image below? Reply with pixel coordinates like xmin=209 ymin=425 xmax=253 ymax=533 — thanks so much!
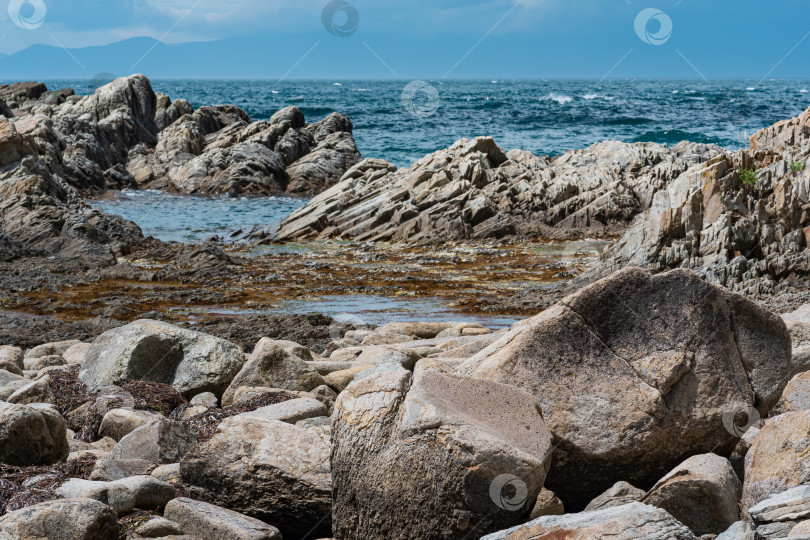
xmin=739 ymin=167 xmax=758 ymax=187
xmin=791 ymin=161 xmax=806 ymax=173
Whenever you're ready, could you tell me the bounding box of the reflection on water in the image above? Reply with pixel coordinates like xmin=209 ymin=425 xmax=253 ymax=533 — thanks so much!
xmin=91 ymin=189 xmax=306 ymax=244
xmin=175 ymin=294 xmax=518 ymax=330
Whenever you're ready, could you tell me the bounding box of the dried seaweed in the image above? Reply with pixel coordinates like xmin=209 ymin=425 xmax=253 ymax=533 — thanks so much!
xmin=47 ymin=364 xmax=93 ymax=417
xmin=117 ymin=509 xmax=156 ymax=539
xmin=0 ymin=457 xmax=96 ymax=515
xmin=72 ymin=379 xmax=188 ymax=443
xmin=176 ymin=391 xmax=297 ymax=443
xmin=120 ymin=380 xmax=186 ymax=416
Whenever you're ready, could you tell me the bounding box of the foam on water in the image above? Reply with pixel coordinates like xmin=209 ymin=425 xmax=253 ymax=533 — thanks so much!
xmin=37 ymin=78 xmax=810 ymax=167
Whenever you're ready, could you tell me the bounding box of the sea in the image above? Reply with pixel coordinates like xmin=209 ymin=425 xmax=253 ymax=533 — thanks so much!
xmin=37 ymin=78 xmax=810 ymax=241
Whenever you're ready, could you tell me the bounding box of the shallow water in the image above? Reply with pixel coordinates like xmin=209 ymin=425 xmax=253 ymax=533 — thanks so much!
xmin=91 ymin=190 xmax=305 ymax=243
xmin=178 ymin=294 xmax=519 ymax=330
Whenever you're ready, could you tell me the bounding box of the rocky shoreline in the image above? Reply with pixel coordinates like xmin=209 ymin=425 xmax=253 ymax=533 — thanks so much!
xmin=2 ymin=75 xmax=810 ymax=538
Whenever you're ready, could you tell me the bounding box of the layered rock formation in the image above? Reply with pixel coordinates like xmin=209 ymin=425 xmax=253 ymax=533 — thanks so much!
xmin=579 ymin=106 xmax=810 ymax=295
xmin=277 ymin=137 xmax=722 ymax=242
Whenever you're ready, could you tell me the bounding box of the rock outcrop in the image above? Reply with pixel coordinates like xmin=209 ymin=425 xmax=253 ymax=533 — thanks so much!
xmin=277 ymin=137 xmax=722 ymax=242
xmin=582 ymin=106 xmax=810 ymax=296
xmin=457 ymin=267 xmax=792 ymax=508
xmin=127 ymin=103 xmax=361 ymax=196
xmin=0 ymin=75 xmax=361 ymax=268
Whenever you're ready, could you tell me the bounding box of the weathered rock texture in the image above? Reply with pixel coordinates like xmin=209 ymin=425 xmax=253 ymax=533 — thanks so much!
xmin=277 ymin=137 xmax=722 ymax=242
xmin=743 ymin=410 xmax=810 ymax=513
xmin=0 ymin=75 xmax=361 ymax=268
xmin=583 ymin=106 xmax=810 ymax=295
xmin=80 ymin=319 xmax=245 ymax=397
xmin=457 ymin=267 xmax=792 ymax=509
xmin=642 ymin=453 xmax=741 ymax=535
xmin=481 ymin=502 xmax=696 ymax=540
xmin=180 ymin=411 xmax=332 ymax=539
xmin=331 ymin=367 xmax=553 ymax=540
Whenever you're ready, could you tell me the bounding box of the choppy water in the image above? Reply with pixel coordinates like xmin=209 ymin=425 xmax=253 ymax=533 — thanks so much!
xmin=73 ymin=79 xmax=810 ymax=243
xmin=46 ymin=78 xmax=810 ymax=167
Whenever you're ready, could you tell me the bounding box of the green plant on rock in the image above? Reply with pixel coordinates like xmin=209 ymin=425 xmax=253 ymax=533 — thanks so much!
xmin=739 ymin=167 xmax=758 ymax=187
xmin=791 ymin=160 xmax=806 ymax=173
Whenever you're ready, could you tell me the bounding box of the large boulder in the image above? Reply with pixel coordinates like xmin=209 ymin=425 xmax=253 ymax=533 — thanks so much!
xmin=481 ymin=502 xmax=696 ymax=539
xmin=457 ymin=267 xmax=792 ymax=508
xmin=642 ymin=453 xmax=741 ymax=535
xmin=180 ymin=411 xmax=331 ymax=539
xmin=0 ymin=402 xmax=68 ymax=465
xmin=221 ymin=338 xmax=324 ymax=406
xmin=80 ymin=320 xmax=245 ymax=397
xmin=743 ymin=411 xmax=810 ymax=512
xmin=0 ymin=498 xmax=118 ymax=539
xmin=332 ymin=367 xmax=553 ymax=540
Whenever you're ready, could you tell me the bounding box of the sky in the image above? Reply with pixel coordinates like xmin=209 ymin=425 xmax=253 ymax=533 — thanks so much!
xmin=1 ymin=0 xmax=810 ymax=79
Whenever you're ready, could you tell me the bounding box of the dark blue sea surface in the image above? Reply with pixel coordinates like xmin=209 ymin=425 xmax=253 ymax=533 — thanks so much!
xmin=44 ymin=78 xmax=810 ymax=167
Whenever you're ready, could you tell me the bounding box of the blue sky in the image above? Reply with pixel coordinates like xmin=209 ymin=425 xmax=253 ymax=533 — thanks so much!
xmin=2 ymin=0 xmax=810 ymax=79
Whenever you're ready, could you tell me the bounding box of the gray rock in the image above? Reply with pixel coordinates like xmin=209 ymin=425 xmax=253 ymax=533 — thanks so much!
xmin=0 ymin=402 xmax=68 ymax=465
xmin=24 ymin=354 xmax=66 ymax=371
xmin=100 ymin=418 xmax=197 ymax=479
xmin=181 ymin=412 xmax=331 ymax=539
xmin=164 ymin=498 xmax=282 ymax=540
xmin=55 ymin=478 xmax=136 ymax=515
xmin=134 ymin=516 xmax=185 ymax=538
xmin=743 ymin=411 xmax=810 ymax=512
xmin=332 ymin=368 xmax=553 ymax=540
xmin=0 ymin=346 xmax=24 ymax=370
xmin=112 ymin=475 xmax=176 ymax=509
xmin=7 ymin=378 xmax=56 ymax=405
xmin=26 ymin=339 xmax=81 ymax=358
xmin=715 ymin=521 xmax=756 ymax=540
xmin=99 ymin=408 xmax=162 ymax=441
xmin=80 ymin=320 xmax=245 ymax=397
xmin=457 ymin=267 xmax=792 ymax=508
xmin=238 ymin=397 xmax=327 ymax=424
xmin=481 ymin=502 xmax=696 ymax=539
xmin=0 ymin=498 xmax=118 ymax=539
xmin=190 ymin=392 xmax=218 ymax=408
xmin=221 ymin=338 xmax=324 ymax=406
xmin=642 ymin=453 xmax=741 ymax=535
xmin=585 ymin=481 xmax=647 ymax=511
xmin=749 ymin=486 xmax=810 ymax=524
xmin=64 ymin=342 xmax=91 ymax=364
